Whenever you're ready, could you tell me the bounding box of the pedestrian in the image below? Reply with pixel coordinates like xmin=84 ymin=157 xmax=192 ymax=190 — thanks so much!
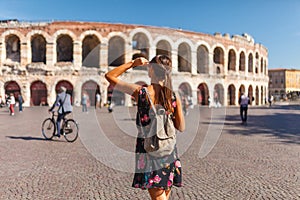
xmin=107 ymin=85 xmax=114 ymax=113
xmin=48 ymin=86 xmax=73 ymax=137
xmin=268 ymin=95 xmax=274 ymax=107
xmin=208 ymin=96 xmax=212 ymax=108
xmin=95 ymin=92 xmax=101 ymax=109
xmin=105 ymin=55 xmax=185 ymax=200
xmin=0 ymin=95 xmax=4 ymax=108
xmin=8 ymin=93 xmax=15 ymax=116
xmin=239 ymin=92 xmax=250 ymax=125
xmin=18 ymin=93 xmax=23 ymax=112
xmin=81 ymin=92 xmax=88 ymax=112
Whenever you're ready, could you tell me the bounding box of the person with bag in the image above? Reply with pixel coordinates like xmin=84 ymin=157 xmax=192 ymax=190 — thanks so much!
xmin=105 ymin=55 xmax=185 ymax=200
xmin=239 ymin=92 xmax=250 ymax=125
xmin=49 ymin=86 xmax=73 ymax=137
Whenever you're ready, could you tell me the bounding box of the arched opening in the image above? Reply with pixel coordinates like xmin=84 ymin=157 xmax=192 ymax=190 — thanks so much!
xmin=178 ymin=43 xmax=191 ymax=72
xmin=197 ymin=45 xmax=209 ymax=74
xmin=30 ymin=80 xmax=47 ymax=106
xmin=31 ymin=34 xmax=46 ymax=63
xmin=82 ymin=80 xmax=100 ymax=107
xmin=82 ymin=35 xmax=100 ymax=68
xmin=156 ymin=40 xmax=171 ymax=58
xmin=197 ymin=83 xmax=209 ymax=105
xmin=132 ymin=33 xmax=149 ymax=60
xmin=248 ymin=85 xmax=253 ymax=105
xmin=214 ymin=84 xmax=224 ymax=106
xmin=55 ymin=80 xmax=74 ymax=104
xmin=213 ymin=47 xmax=224 ymax=65
xmin=108 ymin=36 xmax=125 ymax=66
xmin=5 ymin=34 xmax=20 ymax=62
xmin=228 ymin=49 xmax=236 ymax=71
xmin=239 ymin=85 xmax=245 ymax=99
xmin=4 ymin=81 xmax=21 ymax=98
xmin=260 ymin=58 xmax=264 ymax=73
xmin=255 ymin=86 xmax=259 ymax=105
xmin=107 ymin=84 xmax=125 ymax=106
xmin=261 ymin=86 xmax=264 ymax=105
xmin=227 ymin=84 xmax=236 ymax=105
xmin=56 ymin=34 xmax=73 ymax=62
xmin=239 ymin=52 xmax=245 ymax=71
xmin=255 ymin=52 xmax=259 ymax=74
xmin=248 ymin=53 xmax=253 ymax=73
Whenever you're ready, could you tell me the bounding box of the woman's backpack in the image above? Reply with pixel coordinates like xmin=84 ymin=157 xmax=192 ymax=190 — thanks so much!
xmin=142 ymin=88 xmax=176 ymax=157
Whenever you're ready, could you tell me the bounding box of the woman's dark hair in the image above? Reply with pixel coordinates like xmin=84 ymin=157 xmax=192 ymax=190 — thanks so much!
xmin=149 ymin=55 xmax=173 ymax=112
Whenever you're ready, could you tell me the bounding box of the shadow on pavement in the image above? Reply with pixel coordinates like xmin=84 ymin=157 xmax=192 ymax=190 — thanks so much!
xmin=6 ymin=135 xmax=64 ymax=142
xmin=225 ymin=105 xmax=300 ymax=145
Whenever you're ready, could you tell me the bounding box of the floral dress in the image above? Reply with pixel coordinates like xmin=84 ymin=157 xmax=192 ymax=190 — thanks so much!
xmin=132 ymin=88 xmax=182 ymax=190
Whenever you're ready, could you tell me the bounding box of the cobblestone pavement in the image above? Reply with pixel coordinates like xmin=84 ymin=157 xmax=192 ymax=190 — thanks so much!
xmin=0 ymin=104 xmax=299 ymax=200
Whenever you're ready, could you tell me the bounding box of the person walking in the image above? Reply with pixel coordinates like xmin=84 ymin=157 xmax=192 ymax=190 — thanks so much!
xmin=48 ymin=86 xmax=73 ymax=137
xmin=239 ymin=92 xmax=250 ymax=125
xmin=81 ymin=92 xmax=88 ymax=112
xmin=18 ymin=93 xmax=23 ymax=112
xmin=105 ymin=55 xmax=185 ymax=200
xmin=8 ymin=93 xmax=15 ymax=116
xmin=95 ymin=92 xmax=101 ymax=109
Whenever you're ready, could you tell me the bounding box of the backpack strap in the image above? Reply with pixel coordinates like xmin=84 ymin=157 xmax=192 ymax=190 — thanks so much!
xmin=144 ymin=87 xmax=157 ymax=115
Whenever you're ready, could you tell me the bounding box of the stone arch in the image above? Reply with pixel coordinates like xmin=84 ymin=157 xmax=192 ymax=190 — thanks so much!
xmin=4 ymin=80 xmax=21 ymax=98
xmin=214 ymin=84 xmax=224 ymax=105
xmin=213 ymin=46 xmax=224 ymax=65
xmin=82 ymin=34 xmax=100 ymax=68
xmin=31 ymin=34 xmax=46 ymax=63
xmin=239 ymin=51 xmax=246 ymax=71
xmin=55 ymin=80 xmax=74 ymax=104
xmin=132 ymin=32 xmax=150 ymax=60
xmin=227 ymin=84 xmax=236 ymax=105
xmin=255 ymin=86 xmax=259 ymax=105
xmin=178 ymin=42 xmax=191 ymax=72
xmin=108 ymin=36 xmax=125 ymax=66
xmin=260 ymin=58 xmax=264 ymax=73
xmin=5 ymin=34 xmax=21 ymax=63
xmin=261 ymin=86 xmax=264 ymax=105
xmin=197 ymin=83 xmax=209 ymax=105
xmin=82 ymin=80 xmax=100 ymax=107
xmin=197 ymin=45 xmax=209 ymax=74
xmin=239 ymin=84 xmax=245 ymax=98
xmin=248 ymin=85 xmax=253 ymax=105
xmin=30 ymin=80 xmax=48 ymax=106
xmin=56 ymin=34 xmax=73 ymax=62
xmin=248 ymin=53 xmax=253 ymax=73
xmin=228 ymin=49 xmax=236 ymax=71
xmin=178 ymin=82 xmax=192 ymax=97
xmin=156 ymin=40 xmax=171 ymax=58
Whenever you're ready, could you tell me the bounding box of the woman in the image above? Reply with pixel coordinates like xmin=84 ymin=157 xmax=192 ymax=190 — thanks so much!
xmin=105 ymin=55 xmax=185 ymax=200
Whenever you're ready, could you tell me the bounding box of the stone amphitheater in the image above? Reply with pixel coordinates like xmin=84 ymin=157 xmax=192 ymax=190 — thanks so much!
xmin=0 ymin=20 xmax=269 ymax=107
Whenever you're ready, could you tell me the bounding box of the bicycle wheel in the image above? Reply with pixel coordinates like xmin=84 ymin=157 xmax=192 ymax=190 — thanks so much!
xmin=63 ymin=119 xmax=79 ymax=142
xmin=42 ymin=118 xmax=56 ymax=140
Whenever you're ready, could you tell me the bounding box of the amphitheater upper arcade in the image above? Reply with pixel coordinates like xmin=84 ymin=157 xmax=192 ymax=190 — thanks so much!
xmin=0 ymin=21 xmax=269 ymax=107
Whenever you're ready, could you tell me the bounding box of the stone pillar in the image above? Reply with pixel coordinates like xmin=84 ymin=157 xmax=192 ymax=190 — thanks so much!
xmin=148 ymin=46 xmax=155 ymax=61
xmin=191 ymin=51 xmax=197 ymax=75
xmin=245 ymin=55 xmax=249 ymax=77
xmin=20 ymin=42 xmax=29 ymax=66
xmin=73 ymin=41 xmax=82 ymax=69
xmin=46 ymin=42 xmax=55 ymax=66
xmin=208 ymin=50 xmax=214 ymax=75
xmin=124 ymin=94 xmax=133 ymax=107
xmin=171 ymin=49 xmax=178 ymax=72
xmin=223 ymin=52 xmax=228 ymax=76
xmin=100 ymin=42 xmax=108 ymax=69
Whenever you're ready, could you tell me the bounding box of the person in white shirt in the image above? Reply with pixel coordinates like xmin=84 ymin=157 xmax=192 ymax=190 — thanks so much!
xmin=239 ymin=92 xmax=250 ymax=125
xmin=9 ymin=93 xmax=15 ymax=116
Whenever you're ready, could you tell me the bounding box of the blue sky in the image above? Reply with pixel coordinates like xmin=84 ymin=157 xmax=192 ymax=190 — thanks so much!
xmin=1 ymin=0 xmax=300 ymax=69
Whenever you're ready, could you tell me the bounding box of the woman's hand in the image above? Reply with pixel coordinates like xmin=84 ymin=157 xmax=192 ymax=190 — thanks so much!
xmin=132 ymin=57 xmax=149 ymax=68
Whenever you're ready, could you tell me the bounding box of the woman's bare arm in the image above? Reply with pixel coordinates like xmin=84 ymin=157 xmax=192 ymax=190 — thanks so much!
xmin=105 ymin=57 xmax=149 ymax=100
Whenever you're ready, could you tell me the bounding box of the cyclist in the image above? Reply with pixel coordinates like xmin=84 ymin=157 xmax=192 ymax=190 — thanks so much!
xmin=48 ymin=86 xmax=73 ymax=137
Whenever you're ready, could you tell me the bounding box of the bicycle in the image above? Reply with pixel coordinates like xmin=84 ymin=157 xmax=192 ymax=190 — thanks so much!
xmin=41 ymin=111 xmax=79 ymax=142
